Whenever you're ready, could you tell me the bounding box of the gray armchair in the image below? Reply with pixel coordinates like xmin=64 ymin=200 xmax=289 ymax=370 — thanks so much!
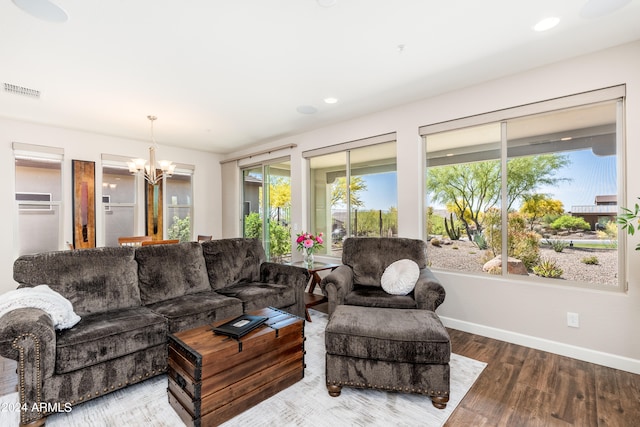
xmin=320 ymin=237 xmax=445 ymax=317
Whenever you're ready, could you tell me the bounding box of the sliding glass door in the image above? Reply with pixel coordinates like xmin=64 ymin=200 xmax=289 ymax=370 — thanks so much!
xmin=241 ymin=159 xmax=291 ymax=262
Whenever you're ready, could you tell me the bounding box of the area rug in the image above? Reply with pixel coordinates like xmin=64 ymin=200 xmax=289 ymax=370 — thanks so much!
xmin=0 ymin=309 xmax=486 ymax=427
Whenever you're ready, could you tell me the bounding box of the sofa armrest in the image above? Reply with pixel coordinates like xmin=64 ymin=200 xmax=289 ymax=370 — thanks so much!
xmin=260 ymin=262 xmax=310 ymax=318
xmin=414 ymin=268 xmax=446 ymax=311
xmin=320 ymin=265 xmax=354 ymax=317
xmin=0 ymin=308 xmax=57 ymax=425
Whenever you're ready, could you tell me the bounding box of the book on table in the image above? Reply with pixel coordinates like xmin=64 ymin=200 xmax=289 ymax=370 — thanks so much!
xmin=212 ymin=314 xmax=268 ymax=339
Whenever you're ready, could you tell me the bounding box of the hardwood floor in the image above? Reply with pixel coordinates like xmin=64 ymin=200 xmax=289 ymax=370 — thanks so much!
xmin=1 ymin=306 xmax=639 ymax=426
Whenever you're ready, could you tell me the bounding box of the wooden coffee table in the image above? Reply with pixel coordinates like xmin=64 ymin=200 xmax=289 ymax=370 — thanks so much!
xmin=167 ymin=307 xmax=305 ymax=426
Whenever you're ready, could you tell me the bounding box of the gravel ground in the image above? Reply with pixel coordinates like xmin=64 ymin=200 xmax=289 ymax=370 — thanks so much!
xmin=427 ymin=238 xmax=618 ymax=286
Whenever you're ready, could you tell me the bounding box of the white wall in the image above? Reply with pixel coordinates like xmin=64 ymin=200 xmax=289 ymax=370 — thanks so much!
xmin=0 ymin=119 xmax=222 ymax=295
xmin=222 ymin=40 xmax=640 ymax=373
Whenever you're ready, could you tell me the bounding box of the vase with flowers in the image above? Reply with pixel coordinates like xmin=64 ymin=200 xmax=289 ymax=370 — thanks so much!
xmin=296 ymin=231 xmax=324 ymax=267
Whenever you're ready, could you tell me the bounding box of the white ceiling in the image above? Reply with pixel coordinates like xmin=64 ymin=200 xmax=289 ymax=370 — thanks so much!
xmin=1 ymin=0 xmax=640 ymax=154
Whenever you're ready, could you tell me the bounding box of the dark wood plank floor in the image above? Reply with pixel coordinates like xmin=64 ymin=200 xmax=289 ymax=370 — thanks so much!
xmin=1 ymin=305 xmax=638 ymax=426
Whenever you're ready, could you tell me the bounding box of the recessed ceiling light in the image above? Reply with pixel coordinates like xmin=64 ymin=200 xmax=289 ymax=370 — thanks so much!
xmin=533 ymin=16 xmax=560 ymax=32
xmin=296 ymin=105 xmax=318 ymax=115
xmin=324 ymin=97 xmax=338 ymax=104
xmin=12 ymin=0 xmax=69 ymax=23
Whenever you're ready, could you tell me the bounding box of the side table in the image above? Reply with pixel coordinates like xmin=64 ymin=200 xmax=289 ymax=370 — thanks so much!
xmin=288 ymin=261 xmax=340 ymax=322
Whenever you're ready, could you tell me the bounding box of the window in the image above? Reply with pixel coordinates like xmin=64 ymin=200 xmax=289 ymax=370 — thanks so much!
xmin=102 ymin=157 xmax=137 ymax=247
xmin=423 ymin=87 xmax=624 ymax=290
xmin=305 ymin=134 xmax=397 ymax=258
xmin=242 ymin=159 xmax=291 ymax=262
xmin=14 ymin=143 xmax=64 ymax=255
xmin=166 ymin=168 xmax=194 ymax=242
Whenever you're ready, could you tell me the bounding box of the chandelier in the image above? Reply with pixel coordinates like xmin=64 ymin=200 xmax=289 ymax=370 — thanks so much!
xmin=128 ymin=115 xmax=175 ymax=185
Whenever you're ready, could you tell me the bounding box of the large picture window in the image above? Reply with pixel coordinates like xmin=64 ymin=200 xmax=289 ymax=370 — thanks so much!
xmin=423 ymin=87 xmax=624 ymax=290
xmin=305 ymin=135 xmax=397 ymax=258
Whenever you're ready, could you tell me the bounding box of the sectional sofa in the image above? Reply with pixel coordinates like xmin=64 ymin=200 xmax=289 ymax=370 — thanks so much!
xmin=0 ymin=238 xmax=308 ymax=426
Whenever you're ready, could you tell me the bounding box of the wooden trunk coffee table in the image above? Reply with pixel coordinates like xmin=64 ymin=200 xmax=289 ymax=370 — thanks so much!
xmin=167 ymin=307 xmax=305 ymax=427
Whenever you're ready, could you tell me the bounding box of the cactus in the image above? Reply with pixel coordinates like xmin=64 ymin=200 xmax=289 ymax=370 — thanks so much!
xmin=444 ymin=213 xmax=461 ymax=240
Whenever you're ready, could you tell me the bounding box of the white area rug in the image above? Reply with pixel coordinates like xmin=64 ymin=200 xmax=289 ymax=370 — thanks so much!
xmin=1 ymin=309 xmax=486 ymax=427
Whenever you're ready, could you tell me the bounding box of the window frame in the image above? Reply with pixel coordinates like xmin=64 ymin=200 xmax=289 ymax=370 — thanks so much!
xmin=421 ymin=86 xmax=626 ymax=292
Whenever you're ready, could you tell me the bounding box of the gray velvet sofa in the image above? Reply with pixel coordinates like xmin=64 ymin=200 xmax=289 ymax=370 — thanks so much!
xmin=0 ymin=238 xmax=308 ymax=426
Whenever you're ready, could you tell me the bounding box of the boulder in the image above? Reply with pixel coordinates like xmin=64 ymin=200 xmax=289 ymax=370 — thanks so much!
xmin=483 ymin=255 xmax=529 ymax=275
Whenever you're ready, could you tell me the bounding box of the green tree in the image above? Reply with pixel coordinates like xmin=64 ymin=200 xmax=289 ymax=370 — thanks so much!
xmin=331 ymin=176 xmax=367 ymax=208
xmin=519 ymin=194 xmax=565 ymax=230
xmin=167 ymin=215 xmax=191 ymax=242
xmin=427 ymin=161 xmax=500 ymax=240
xmin=426 ymin=154 xmax=570 ymax=239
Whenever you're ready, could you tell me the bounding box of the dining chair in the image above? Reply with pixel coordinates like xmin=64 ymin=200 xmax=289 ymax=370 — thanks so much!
xmin=118 ymin=236 xmax=153 ymax=247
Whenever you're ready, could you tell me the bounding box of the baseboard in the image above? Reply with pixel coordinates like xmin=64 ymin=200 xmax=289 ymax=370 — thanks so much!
xmin=440 ymin=316 xmax=640 ymax=375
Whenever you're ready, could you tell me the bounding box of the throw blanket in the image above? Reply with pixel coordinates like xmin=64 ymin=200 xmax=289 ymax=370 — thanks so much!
xmin=0 ymin=285 xmax=81 ymax=330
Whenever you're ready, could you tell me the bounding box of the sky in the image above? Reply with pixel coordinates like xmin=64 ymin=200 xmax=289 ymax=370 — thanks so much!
xmin=356 ymin=149 xmax=617 ymax=213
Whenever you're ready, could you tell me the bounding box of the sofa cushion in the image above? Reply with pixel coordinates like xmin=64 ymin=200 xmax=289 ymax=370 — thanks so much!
xmin=13 ymin=247 xmax=141 ymax=316
xmin=145 ymin=291 xmax=243 ymax=333
xmin=325 ymin=306 xmax=450 ymax=364
xmin=344 ymin=285 xmax=417 ymax=309
xmin=201 ymin=238 xmax=265 ymax=290
xmin=55 ymin=307 xmax=167 ymax=374
xmin=136 ymin=242 xmax=211 ymax=305
xmin=215 ymin=282 xmax=296 ymax=313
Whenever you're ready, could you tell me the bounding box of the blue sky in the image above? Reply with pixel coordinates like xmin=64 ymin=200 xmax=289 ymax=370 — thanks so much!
xmin=356 ymin=149 xmax=617 ymax=212
xmin=539 ymin=150 xmax=616 ymax=210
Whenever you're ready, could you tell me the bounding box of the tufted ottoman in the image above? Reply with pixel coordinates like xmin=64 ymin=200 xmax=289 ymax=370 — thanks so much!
xmin=325 ymin=305 xmax=451 ymax=408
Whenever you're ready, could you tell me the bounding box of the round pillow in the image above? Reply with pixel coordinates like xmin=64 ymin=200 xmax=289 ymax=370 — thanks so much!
xmin=380 ymin=259 xmax=420 ymax=295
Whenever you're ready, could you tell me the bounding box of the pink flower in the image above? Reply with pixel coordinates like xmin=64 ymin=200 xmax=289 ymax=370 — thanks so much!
xmin=303 ymin=239 xmax=314 ymax=249
xmin=296 ymin=235 xmax=305 ymax=243
xmin=316 ymin=236 xmax=323 ymax=244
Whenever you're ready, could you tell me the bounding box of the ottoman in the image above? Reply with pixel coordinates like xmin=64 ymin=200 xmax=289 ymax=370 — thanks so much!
xmin=325 ymin=305 xmax=451 ymax=408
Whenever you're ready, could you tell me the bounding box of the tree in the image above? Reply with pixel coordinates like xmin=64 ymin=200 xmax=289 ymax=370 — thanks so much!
xmin=519 ymin=194 xmax=565 ymax=230
xmin=269 ymin=177 xmax=291 ymax=210
xmin=331 ymin=176 xmax=367 ymax=208
xmin=506 ymin=155 xmax=571 ymax=210
xmin=426 ymin=160 xmax=500 ymax=240
xmin=426 ymin=154 xmax=570 ymax=239
xmin=167 ymin=215 xmax=191 ymax=242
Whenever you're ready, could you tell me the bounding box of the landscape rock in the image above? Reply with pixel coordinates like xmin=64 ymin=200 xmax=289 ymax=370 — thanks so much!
xmin=482 ymin=255 xmax=529 ymax=275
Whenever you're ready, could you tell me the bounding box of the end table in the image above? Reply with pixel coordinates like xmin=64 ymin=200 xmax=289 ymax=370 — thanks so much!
xmin=288 ymin=261 xmax=340 ymax=321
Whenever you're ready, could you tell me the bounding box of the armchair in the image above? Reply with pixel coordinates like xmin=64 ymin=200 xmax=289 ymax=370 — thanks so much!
xmin=320 ymin=237 xmax=445 ymax=317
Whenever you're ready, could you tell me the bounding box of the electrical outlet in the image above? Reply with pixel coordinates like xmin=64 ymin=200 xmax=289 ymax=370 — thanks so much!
xmin=567 ymin=312 xmax=579 ymax=328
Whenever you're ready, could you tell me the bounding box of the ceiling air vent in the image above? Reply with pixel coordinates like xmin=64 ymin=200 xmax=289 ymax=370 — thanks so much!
xmin=4 ymin=83 xmax=41 ymax=99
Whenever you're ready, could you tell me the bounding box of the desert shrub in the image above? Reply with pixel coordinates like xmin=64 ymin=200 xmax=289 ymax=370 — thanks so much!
xmin=507 ymin=213 xmax=540 ymax=269
xmin=545 ymin=239 xmax=568 ymax=253
xmin=532 ymin=257 xmax=563 ymax=278
xmin=550 ymin=215 xmax=591 ymax=232
xmin=581 ymin=256 xmax=599 ymax=265
xmin=473 ymin=232 xmax=488 ymax=250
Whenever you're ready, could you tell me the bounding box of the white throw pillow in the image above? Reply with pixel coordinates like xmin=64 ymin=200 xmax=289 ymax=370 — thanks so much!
xmin=380 ymin=259 xmax=420 ymax=295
